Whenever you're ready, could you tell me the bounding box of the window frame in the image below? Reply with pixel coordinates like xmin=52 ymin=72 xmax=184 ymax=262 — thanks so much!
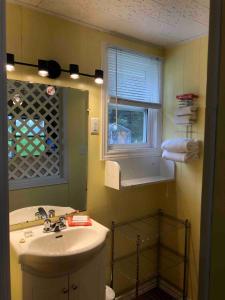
xmin=8 ymin=82 xmax=68 ymax=191
xmin=101 ymin=44 xmax=163 ymax=160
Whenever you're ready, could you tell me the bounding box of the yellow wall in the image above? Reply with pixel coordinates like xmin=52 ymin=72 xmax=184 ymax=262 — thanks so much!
xmin=163 ymin=36 xmax=208 ymax=300
xmin=6 ymin=2 xmax=166 ymax=249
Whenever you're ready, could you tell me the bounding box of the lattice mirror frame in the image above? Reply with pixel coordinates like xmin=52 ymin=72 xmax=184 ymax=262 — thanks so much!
xmin=7 ymin=79 xmax=68 ymax=190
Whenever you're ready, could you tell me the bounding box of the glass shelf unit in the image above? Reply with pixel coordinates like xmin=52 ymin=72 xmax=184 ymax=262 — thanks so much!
xmin=111 ymin=210 xmax=190 ymax=300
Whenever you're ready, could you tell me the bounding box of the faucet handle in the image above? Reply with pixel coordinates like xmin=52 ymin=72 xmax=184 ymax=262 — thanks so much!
xmin=59 ymin=216 xmax=67 ymax=227
xmin=38 ymin=207 xmax=48 ymax=219
xmin=43 ymin=219 xmax=51 ymax=233
xmin=35 ymin=212 xmax=41 ymax=220
xmin=48 ymin=209 xmax=55 ymax=218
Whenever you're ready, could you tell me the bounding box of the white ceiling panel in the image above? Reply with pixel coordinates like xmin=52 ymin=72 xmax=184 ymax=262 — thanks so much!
xmin=9 ymin=0 xmax=210 ymax=46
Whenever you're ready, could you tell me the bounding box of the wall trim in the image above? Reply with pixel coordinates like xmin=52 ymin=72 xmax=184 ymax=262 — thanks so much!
xmin=0 ymin=0 xmax=11 ymax=299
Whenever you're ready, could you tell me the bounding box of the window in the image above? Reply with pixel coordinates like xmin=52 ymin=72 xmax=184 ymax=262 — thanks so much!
xmin=7 ymin=80 xmax=66 ymax=189
xmin=103 ymin=46 xmax=162 ymax=158
xmin=108 ymin=104 xmax=148 ymax=145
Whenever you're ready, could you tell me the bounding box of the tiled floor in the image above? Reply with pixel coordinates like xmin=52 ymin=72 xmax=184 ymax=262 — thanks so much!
xmin=137 ymin=288 xmax=176 ymax=300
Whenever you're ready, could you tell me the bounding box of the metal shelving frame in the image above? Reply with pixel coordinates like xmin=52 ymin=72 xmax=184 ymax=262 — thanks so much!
xmin=110 ymin=209 xmax=190 ymax=299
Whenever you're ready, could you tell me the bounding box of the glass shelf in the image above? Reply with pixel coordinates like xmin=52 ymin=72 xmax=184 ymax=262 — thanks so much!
xmin=114 ymin=249 xmax=157 ymax=284
xmin=114 ymin=243 xmax=158 ymax=263
xmin=114 ymin=244 xmax=184 ymax=284
xmin=115 ymin=220 xmax=158 ymax=244
xmin=114 ymin=213 xmax=185 ymax=245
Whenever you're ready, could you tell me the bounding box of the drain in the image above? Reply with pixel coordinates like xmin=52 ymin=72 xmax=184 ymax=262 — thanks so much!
xmin=55 ymin=235 xmax=63 ymax=239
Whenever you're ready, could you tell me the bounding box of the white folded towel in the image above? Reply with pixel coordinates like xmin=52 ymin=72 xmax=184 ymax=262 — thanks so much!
xmin=162 ymin=150 xmax=199 ymax=163
xmin=175 ymin=106 xmax=198 ymax=116
xmin=174 ymin=114 xmax=197 ymax=125
xmin=161 ymin=138 xmax=199 ymax=153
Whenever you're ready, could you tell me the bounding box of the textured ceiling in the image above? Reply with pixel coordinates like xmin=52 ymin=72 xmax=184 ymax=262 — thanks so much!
xmin=9 ymin=0 xmax=210 ymax=46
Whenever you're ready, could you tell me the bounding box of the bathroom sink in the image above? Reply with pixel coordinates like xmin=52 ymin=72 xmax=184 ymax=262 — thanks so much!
xmin=10 ymin=219 xmax=109 ymax=275
xmin=28 ymin=227 xmax=100 ymax=255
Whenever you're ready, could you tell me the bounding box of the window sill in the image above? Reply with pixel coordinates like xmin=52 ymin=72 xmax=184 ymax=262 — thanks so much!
xmin=9 ymin=176 xmax=68 ymax=191
xmin=102 ymin=147 xmax=162 ymax=160
xmin=104 ymin=156 xmax=175 ymax=190
xmin=121 ymin=176 xmax=173 ymax=188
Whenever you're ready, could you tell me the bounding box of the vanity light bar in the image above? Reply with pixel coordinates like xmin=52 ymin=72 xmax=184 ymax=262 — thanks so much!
xmin=6 ymin=53 xmax=104 ymax=85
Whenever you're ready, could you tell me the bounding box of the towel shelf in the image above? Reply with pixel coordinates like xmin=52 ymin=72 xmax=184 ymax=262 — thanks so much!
xmin=105 ymin=156 xmax=175 ymax=190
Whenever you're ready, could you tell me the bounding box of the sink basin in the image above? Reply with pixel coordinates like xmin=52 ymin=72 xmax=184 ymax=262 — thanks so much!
xmin=10 ymin=219 xmax=109 ymax=275
xmin=28 ymin=227 xmax=100 ymax=255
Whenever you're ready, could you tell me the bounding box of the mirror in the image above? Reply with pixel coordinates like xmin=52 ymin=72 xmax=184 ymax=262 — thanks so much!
xmin=8 ymin=79 xmax=88 ymax=224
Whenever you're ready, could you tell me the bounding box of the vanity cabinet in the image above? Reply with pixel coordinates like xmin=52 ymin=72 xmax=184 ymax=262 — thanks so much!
xmin=21 ymin=247 xmax=106 ymax=300
xmin=10 ymin=212 xmax=109 ymax=300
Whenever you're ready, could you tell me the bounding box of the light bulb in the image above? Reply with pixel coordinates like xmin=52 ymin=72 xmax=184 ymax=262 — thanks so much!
xmin=94 ymin=69 xmax=104 ymax=85
xmin=95 ymin=77 xmax=104 ymax=85
xmin=6 ymin=64 xmax=15 ymax=72
xmin=38 ymin=70 xmax=49 ymax=77
xmin=70 ymin=64 xmax=79 ymax=80
xmin=38 ymin=59 xmax=49 ymax=77
xmin=70 ymin=73 xmax=79 ymax=80
xmin=6 ymin=53 xmax=15 ymax=72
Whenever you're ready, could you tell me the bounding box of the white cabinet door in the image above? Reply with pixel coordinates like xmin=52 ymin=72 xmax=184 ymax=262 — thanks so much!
xmin=69 ymin=248 xmax=106 ymax=300
xmin=23 ymin=272 xmax=69 ymax=300
xmin=23 ymin=246 xmax=106 ymax=300
xmin=68 ymin=272 xmax=80 ymax=300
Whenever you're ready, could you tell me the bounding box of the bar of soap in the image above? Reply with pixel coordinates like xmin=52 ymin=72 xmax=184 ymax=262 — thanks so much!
xmin=72 ymin=215 xmax=89 ymax=222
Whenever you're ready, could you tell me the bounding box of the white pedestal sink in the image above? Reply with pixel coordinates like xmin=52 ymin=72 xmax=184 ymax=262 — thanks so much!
xmin=10 ymin=207 xmax=109 ymax=300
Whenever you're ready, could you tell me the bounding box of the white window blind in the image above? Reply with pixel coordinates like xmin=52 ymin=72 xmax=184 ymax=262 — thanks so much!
xmin=108 ymin=47 xmax=162 ymax=105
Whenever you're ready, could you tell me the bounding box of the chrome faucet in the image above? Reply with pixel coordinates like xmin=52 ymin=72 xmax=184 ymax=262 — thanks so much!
xmin=51 ymin=222 xmax=61 ymax=232
xmin=43 ymin=216 xmax=67 ymax=233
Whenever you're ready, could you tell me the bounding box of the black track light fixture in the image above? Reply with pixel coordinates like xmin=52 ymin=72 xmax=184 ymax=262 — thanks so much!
xmin=70 ymin=64 xmax=79 ymax=79
xmin=38 ymin=60 xmax=61 ymax=79
xmin=5 ymin=53 xmax=104 ymax=84
xmin=6 ymin=53 xmax=15 ymax=72
xmin=38 ymin=59 xmax=49 ymax=77
xmin=94 ymin=69 xmax=104 ymax=85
